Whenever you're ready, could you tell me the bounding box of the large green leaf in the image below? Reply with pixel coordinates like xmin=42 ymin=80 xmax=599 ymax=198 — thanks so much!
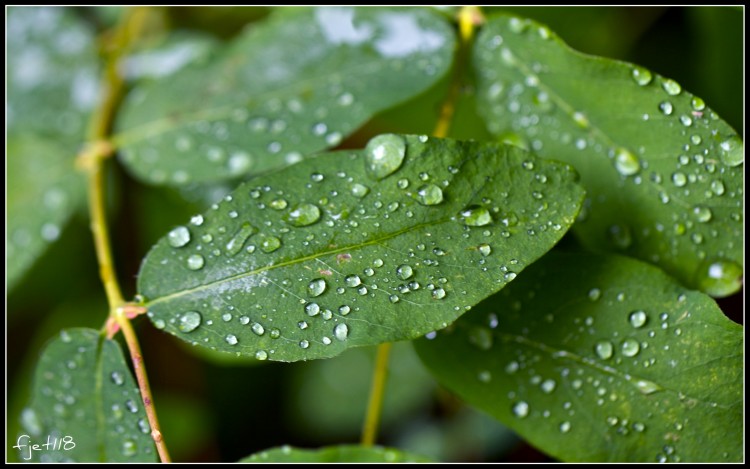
xmin=240 ymin=445 xmax=431 ymax=463
xmin=473 ymin=14 xmax=743 ymax=296
xmin=16 ymin=329 xmax=157 ymax=462
xmin=114 ymin=7 xmax=456 ymax=185
xmin=7 ymin=135 xmax=86 ymax=291
xmin=138 ymin=135 xmax=584 ymax=361
xmin=7 ymin=7 xmax=99 ymax=290
xmin=415 ymin=252 xmax=742 ymax=462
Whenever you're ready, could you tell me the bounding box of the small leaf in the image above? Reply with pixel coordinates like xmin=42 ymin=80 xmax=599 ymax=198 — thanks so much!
xmin=7 ymin=135 xmax=86 ymax=291
xmin=474 ymin=15 xmax=743 ymax=296
xmin=240 ymin=445 xmax=432 ymax=463
xmin=138 ymin=135 xmax=584 ymax=361
xmin=414 ymin=252 xmax=742 ymax=462
xmin=17 ymin=328 xmax=157 ymax=462
xmin=115 ymin=7 xmax=456 ymax=185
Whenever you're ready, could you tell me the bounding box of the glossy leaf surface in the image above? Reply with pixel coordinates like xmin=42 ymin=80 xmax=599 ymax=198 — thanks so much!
xmin=138 ymin=135 xmax=584 ymax=361
xmin=115 ymin=7 xmax=456 ymax=185
xmin=415 ymin=252 xmax=742 ymax=462
xmin=474 ymin=15 xmax=743 ymax=295
xmin=17 ymin=329 xmax=157 ymax=462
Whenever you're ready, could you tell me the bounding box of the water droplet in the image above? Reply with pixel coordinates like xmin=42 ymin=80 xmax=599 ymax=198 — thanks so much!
xmin=512 ymin=401 xmax=529 ymax=418
xmin=505 ymin=361 xmax=519 ymax=374
xmin=671 ymin=172 xmax=687 ymax=187
xmin=588 ymin=288 xmax=601 ymax=301
xmin=305 ymin=302 xmax=321 ymax=316
xmin=614 ymin=147 xmax=640 ymax=176
xmin=658 ymin=101 xmax=673 ymax=115
xmin=250 ymin=323 xmax=265 ymax=336
xmin=695 ymin=259 xmax=743 ymax=297
xmin=345 ymin=274 xmax=362 ymax=287
xmin=679 ymin=114 xmax=692 ymax=126
xmin=389 ymin=294 xmax=399 ymax=303
xmin=541 ymin=379 xmax=556 ymax=394
xmin=186 ymin=254 xmax=205 ymax=270
xmin=122 ymin=440 xmax=137 ymax=457
xmin=629 ymin=310 xmax=648 ymax=328
xmin=258 ymin=234 xmax=281 ymax=253
xmin=308 ymin=278 xmax=327 ymax=297
xmin=718 ymin=135 xmax=743 ymax=167
xmin=167 ymin=226 xmax=190 ymax=248
xmin=692 ymin=205 xmax=712 ymax=223
xmin=254 ymin=350 xmax=268 ymax=360
xmin=631 ymin=67 xmax=653 ymax=86
xmin=20 ymin=408 xmax=43 ymax=436
xmin=351 ymin=183 xmax=370 ymax=198
xmin=396 ymin=264 xmax=414 ymax=280
xmin=621 ymin=338 xmax=640 ymax=357
xmin=595 ymin=340 xmax=614 ymax=360
xmin=560 ymin=421 xmax=572 ymax=433
xmin=607 ymin=224 xmax=633 ymax=250
xmin=432 ymin=288 xmax=446 ymax=299
xmin=662 ymin=78 xmax=682 ymax=96
xmin=178 ymin=311 xmax=202 ymax=333
xmin=298 ymin=321 xmax=309 ymax=330
xmin=227 ymin=224 xmax=256 ymax=255
xmin=365 ymin=134 xmax=406 ymax=180
xmin=334 ymin=323 xmax=349 ymax=341
xmin=137 ymin=418 xmax=150 ymax=434
xmin=225 ymin=334 xmax=238 ymax=345
xmin=125 ymin=399 xmax=138 ymax=413
xmin=460 ymin=205 xmax=492 ymax=226
xmin=286 ymin=203 xmax=321 ymax=227
xmin=634 ymin=378 xmax=662 ymax=395
xmin=110 ymin=371 xmax=124 ymax=386
xmin=269 ymin=198 xmax=288 ymax=210
xmin=710 ymin=180 xmax=725 ymax=196
xmin=415 ymin=184 xmax=443 ymax=205
xmin=478 ymin=243 xmax=492 ymax=256
xmin=338 ymin=305 xmax=351 ymax=315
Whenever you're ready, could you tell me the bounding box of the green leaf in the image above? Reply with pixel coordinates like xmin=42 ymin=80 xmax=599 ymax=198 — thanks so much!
xmin=8 ymin=6 xmax=99 ymax=140
xmin=17 ymin=329 xmax=157 ymax=462
xmin=473 ymin=14 xmax=743 ymax=296
xmin=138 ymin=134 xmax=584 ymax=361
xmin=114 ymin=7 xmax=456 ymax=185
xmin=414 ymin=252 xmax=742 ymax=462
xmin=240 ymin=445 xmax=432 ymax=463
xmin=7 ymin=7 xmax=98 ymax=290
xmin=7 ymin=134 xmax=86 ymax=291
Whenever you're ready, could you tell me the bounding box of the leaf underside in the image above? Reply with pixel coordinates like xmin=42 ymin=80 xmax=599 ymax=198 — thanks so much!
xmin=415 ymin=251 xmax=742 ymax=462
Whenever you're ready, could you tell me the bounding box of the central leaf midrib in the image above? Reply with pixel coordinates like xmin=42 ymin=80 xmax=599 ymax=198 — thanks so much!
xmin=145 ymin=216 xmax=450 ymax=307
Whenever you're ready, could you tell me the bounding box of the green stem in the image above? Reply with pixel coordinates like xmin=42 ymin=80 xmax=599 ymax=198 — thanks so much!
xmin=80 ymin=7 xmax=171 ymax=462
xmin=361 ymin=343 xmax=392 ymax=446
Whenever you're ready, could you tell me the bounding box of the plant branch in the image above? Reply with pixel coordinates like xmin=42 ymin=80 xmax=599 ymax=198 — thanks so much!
xmin=79 ymin=7 xmax=171 ymax=462
xmin=361 ymin=342 xmax=392 ymax=446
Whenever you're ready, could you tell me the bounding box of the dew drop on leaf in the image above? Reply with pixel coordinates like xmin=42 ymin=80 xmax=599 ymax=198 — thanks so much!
xmin=396 ymin=264 xmax=414 ymax=280
xmin=286 ymin=203 xmax=321 ymax=226
xmin=631 ymin=66 xmax=652 ymax=86
xmin=178 ymin=311 xmax=202 ymax=333
xmin=718 ymin=135 xmax=743 ymax=167
xmin=628 ymin=310 xmax=648 ymax=328
xmin=258 ymin=234 xmax=282 ymax=253
xmin=460 ymin=205 xmax=492 ymax=226
xmin=334 ymin=323 xmax=349 ymax=341
xmin=110 ymin=371 xmax=124 ymax=386
xmin=621 ymin=338 xmax=640 ymax=357
xmin=415 ymin=184 xmax=444 ymax=205
xmin=512 ymin=401 xmax=529 ymax=418
xmin=308 ymin=278 xmax=327 ymax=297
xmin=661 ymin=78 xmax=682 ymax=96
xmin=695 ymin=259 xmax=743 ymax=297
xmin=365 ymin=134 xmax=406 ymax=180
xmin=251 ymin=323 xmax=265 ymax=336
xmin=613 ymin=147 xmax=640 ymax=176
xmin=225 ymin=334 xmax=238 ymax=345
xmin=595 ymin=340 xmax=614 ymax=360
xmin=167 ymin=226 xmax=190 ymax=248
xmin=345 ymin=274 xmax=362 ymax=287
xmin=186 ymin=254 xmax=205 ymax=270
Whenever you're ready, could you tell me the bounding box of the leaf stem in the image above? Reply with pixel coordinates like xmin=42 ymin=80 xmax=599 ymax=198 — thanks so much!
xmin=80 ymin=7 xmax=171 ymax=462
xmin=361 ymin=342 xmax=392 ymax=446
xmin=432 ymin=6 xmax=485 ymax=138
xmin=115 ymin=307 xmax=171 ymax=463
